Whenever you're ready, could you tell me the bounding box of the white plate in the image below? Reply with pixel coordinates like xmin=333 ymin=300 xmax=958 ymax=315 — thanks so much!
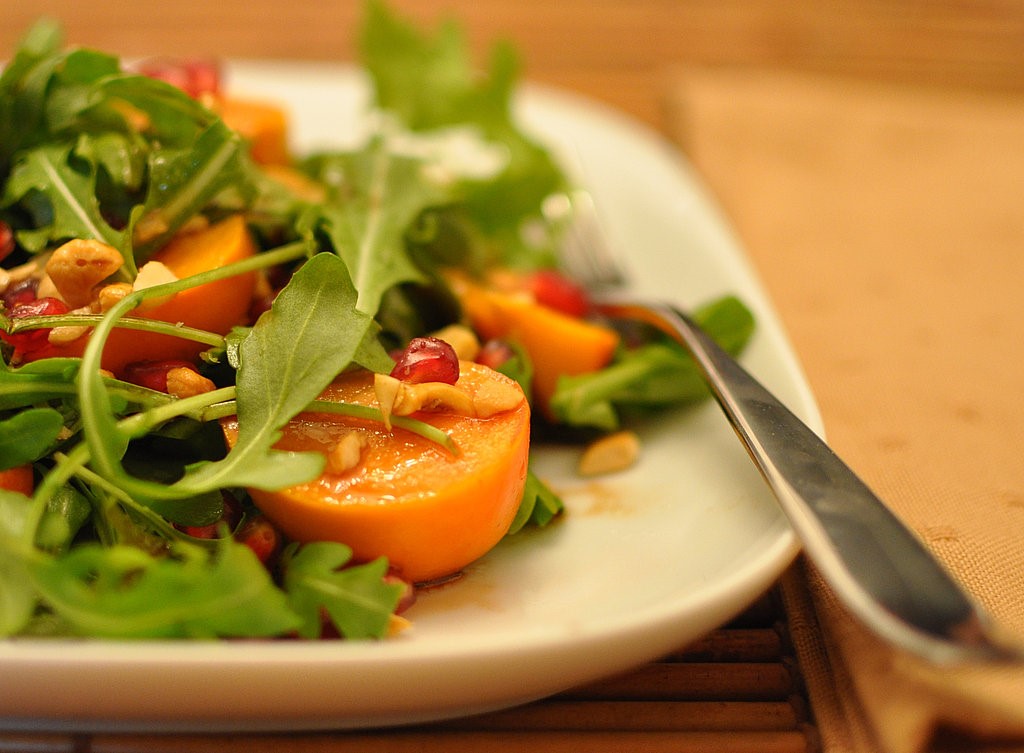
xmin=0 ymin=62 xmax=820 ymax=732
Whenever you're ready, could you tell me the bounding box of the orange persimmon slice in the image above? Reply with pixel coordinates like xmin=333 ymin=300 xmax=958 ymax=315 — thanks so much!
xmin=214 ymin=97 xmax=290 ymax=166
xmin=221 ymin=362 xmax=532 ymax=583
xmin=448 ymin=272 xmax=620 ymax=413
xmin=34 ymin=215 xmax=257 ymax=377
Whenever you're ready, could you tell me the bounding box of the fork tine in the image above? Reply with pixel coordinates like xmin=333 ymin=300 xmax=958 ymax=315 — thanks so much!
xmin=553 ymin=188 xmax=628 ymax=290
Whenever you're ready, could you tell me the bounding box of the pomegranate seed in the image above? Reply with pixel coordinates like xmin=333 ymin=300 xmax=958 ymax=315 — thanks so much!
xmin=177 ymin=492 xmax=243 ymax=539
xmin=135 ymin=57 xmax=221 ymax=98
xmin=0 ymin=221 xmax=14 ymax=263
xmin=2 ymin=278 xmax=39 ymax=310
xmin=235 ymin=515 xmax=280 ymax=566
xmin=122 ymin=359 xmax=200 ymax=393
xmin=476 ymin=339 xmax=517 ymax=371
xmin=527 ymin=269 xmax=591 ymax=318
xmin=390 ymin=336 xmax=460 ymax=384
xmin=0 ymin=297 xmax=69 ymax=354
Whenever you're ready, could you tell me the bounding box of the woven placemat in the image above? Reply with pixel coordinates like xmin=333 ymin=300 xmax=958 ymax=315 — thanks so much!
xmin=0 ymin=580 xmax=820 ymax=753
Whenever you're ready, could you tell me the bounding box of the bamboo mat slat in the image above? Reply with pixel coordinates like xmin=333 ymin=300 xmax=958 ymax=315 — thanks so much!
xmin=0 ymin=585 xmax=820 ymax=753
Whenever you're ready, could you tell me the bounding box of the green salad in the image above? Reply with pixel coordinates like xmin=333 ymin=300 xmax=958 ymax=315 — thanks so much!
xmin=0 ymin=0 xmax=754 ymax=640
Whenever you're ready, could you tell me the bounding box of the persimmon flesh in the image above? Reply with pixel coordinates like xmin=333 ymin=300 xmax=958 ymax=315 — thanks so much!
xmin=448 ymin=272 xmax=619 ymax=413
xmin=214 ymin=97 xmax=290 ymax=166
xmin=33 ymin=215 xmax=257 ymax=377
xmin=222 ymin=363 xmax=531 ymax=583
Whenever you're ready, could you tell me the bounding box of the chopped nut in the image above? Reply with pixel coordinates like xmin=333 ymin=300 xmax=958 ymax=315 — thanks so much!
xmin=97 ymin=282 xmax=135 ymax=312
xmin=325 ymin=431 xmax=367 ymax=474
xmin=577 ymin=430 xmax=641 ymax=477
xmin=177 ymin=215 xmax=210 ymax=236
xmin=165 ymin=367 xmax=216 ymax=398
xmin=465 ymin=373 xmax=524 ymax=418
xmin=400 ymin=381 xmax=475 ymax=415
xmin=374 ymin=373 xmax=403 ymax=430
xmin=133 ymin=261 xmax=179 ymax=309
xmin=387 ymin=614 xmax=413 ymax=636
xmin=3 ymin=253 xmax=50 ymax=286
xmin=133 ymin=210 xmax=169 ymax=245
xmin=133 ymin=260 xmax=178 ymax=291
xmin=34 ymin=274 xmax=60 ymax=301
xmin=45 ymin=239 xmax=124 ymax=308
xmin=374 ymin=373 xmax=475 ymax=429
xmin=430 ymin=324 xmax=480 ymax=361
xmin=47 ymin=324 xmax=90 ymax=346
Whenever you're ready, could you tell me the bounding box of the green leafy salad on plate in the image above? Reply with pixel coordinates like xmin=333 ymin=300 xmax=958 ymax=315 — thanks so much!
xmin=0 ymin=0 xmax=754 ymax=641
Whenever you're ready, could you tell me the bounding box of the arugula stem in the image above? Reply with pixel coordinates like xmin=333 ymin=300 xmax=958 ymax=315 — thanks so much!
xmin=116 ymin=386 xmax=237 ymax=438
xmin=0 ymin=374 xmax=180 ymax=413
xmin=24 ymin=444 xmax=90 ymax=548
xmin=6 ymin=315 xmax=226 ymax=347
xmin=67 ymin=458 xmax=187 ymax=544
xmin=307 ymin=400 xmax=461 ymax=456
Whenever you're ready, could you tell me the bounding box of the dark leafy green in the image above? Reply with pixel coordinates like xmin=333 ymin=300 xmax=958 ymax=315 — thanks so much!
xmin=359 ymin=0 xmax=565 ymax=268
xmin=548 ymin=296 xmax=756 ymax=430
xmin=0 ymin=407 xmax=64 ymax=469
xmin=283 ymin=542 xmax=404 ymax=639
xmin=29 ymin=540 xmax=300 ymax=638
xmin=0 ymin=0 xmax=751 ymax=642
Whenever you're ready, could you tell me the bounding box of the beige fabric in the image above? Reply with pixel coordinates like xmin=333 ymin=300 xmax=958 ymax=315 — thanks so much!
xmin=668 ymin=68 xmax=1024 ymax=752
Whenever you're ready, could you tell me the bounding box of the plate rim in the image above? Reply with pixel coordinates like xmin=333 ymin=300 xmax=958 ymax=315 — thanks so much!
xmin=0 ymin=59 xmax=817 ymax=731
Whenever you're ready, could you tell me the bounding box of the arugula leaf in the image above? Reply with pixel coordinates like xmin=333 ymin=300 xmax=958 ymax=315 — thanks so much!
xmin=29 ymin=540 xmax=299 ymax=638
xmin=0 ymin=482 xmax=90 ymax=635
xmin=165 ymin=252 xmax=391 ymax=493
xmin=0 ymin=20 xmax=64 ymax=175
xmin=0 ymin=491 xmax=42 ymax=634
xmin=43 ymin=48 xmax=121 ymax=134
xmin=283 ymin=542 xmax=402 ymax=639
xmin=133 ymin=119 xmax=253 ymax=258
xmin=2 ymin=139 xmax=127 ymax=252
xmin=303 ymin=140 xmax=452 ymax=316
xmin=548 ymin=295 xmax=756 ymax=430
xmin=507 ymin=469 xmax=564 ymax=535
xmin=0 ymin=407 xmax=64 ymax=470
xmin=358 ymin=0 xmax=566 ymax=267
xmin=0 ymin=27 xmax=256 ymax=264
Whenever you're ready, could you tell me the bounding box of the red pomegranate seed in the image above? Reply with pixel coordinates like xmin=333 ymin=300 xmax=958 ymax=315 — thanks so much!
xmin=177 ymin=492 xmax=243 ymax=539
xmin=135 ymin=57 xmax=221 ymax=98
xmin=122 ymin=359 xmax=200 ymax=393
xmin=527 ymin=269 xmax=591 ymax=318
xmin=0 ymin=221 xmax=14 ymax=263
xmin=475 ymin=339 xmax=517 ymax=371
xmin=235 ymin=515 xmax=280 ymax=566
xmin=2 ymin=278 xmax=39 ymax=309
xmin=0 ymin=297 xmax=69 ymax=354
xmin=390 ymin=336 xmax=460 ymax=384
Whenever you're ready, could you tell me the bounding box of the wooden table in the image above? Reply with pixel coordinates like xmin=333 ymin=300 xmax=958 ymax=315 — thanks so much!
xmin=4 ymin=3 xmax=1024 ymax=751
xmin=6 ymin=0 xmax=1024 ymax=134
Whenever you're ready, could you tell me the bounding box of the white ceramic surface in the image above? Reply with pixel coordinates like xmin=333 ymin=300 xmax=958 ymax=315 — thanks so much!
xmin=0 ymin=62 xmax=821 ymax=732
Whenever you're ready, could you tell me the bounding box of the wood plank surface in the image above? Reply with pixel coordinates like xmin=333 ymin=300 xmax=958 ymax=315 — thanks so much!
xmin=4 ymin=0 xmax=1024 ymax=131
xmin=0 ymin=589 xmax=819 ymax=753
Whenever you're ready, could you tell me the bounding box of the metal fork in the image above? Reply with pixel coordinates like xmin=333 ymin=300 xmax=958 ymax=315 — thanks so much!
xmin=555 ymin=189 xmax=1022 ymax=665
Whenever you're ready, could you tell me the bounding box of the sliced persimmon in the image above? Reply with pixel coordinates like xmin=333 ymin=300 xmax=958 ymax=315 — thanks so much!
xmin=448 ymin=272 xmax=619 ymax=414
xmin=0 ymin=464 xmax=33 ymax=496
xmin=221 ymin=363 xmax=531 ymax=583
xmin=214 ymin=97 xmax=290 ymax=166
xmin=35 ymin=215 xmax=257 ymax=377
